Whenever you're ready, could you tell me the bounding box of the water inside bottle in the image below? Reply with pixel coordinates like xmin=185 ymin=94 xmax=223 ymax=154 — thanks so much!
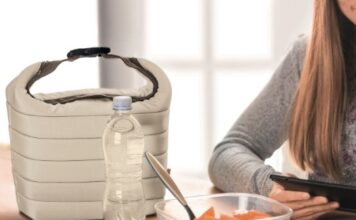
xmin=102 ymin=113 xmax=145 ymax=220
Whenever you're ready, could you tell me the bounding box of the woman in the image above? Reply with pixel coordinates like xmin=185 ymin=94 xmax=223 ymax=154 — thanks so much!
xmin=209 ymin=0 xmax=356 ymax=219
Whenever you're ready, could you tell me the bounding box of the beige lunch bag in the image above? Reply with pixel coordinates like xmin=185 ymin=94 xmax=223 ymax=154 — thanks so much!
xmin=6 ymin=47 xmax=171 ymax=220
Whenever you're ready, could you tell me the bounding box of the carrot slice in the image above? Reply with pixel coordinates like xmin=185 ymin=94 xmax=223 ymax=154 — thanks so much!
xmin=196 ymin=207 xmax=216 ymax=220
xmin=233 ymin=210 xmax=271 ymax=220
xmin=220 ymin=214 xmax=235 ymax=220
xmin=196 ymin=207 xmax=271 ymax=220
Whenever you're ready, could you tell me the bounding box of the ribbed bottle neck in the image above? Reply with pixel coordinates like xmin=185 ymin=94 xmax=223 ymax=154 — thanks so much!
xmin=113 ymin=109 xmax=131 ymax=116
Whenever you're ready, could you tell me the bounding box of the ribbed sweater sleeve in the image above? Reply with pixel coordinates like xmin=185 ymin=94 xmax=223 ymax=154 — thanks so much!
xmin=208 ymin=36 xmax=308 ymax=196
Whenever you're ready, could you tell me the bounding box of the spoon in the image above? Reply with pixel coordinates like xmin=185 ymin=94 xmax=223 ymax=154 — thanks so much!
xmin=145 ymin=152 xmax=196 ymax=220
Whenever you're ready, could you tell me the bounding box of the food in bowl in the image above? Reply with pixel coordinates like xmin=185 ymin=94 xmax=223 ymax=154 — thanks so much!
xmin=195 ymin=207 xmax=271 ymax=219
xmin=155 ymin=193 xmax=292 ymax=220
xmin=232 ymin=210 xmax=271 ymax=219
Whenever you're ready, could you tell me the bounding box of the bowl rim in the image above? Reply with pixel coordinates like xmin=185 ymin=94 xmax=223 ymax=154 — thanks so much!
xmin=154 ymin=192 xmax=293 ymax=220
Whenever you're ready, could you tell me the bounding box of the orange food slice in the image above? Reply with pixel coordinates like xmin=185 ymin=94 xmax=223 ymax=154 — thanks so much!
xmin=233 ymin=210 xmax=271 ymax=220
xmin=196 ymin=207 xmax=271 ymax=220
xmin=220 ymin=214 xmax=235 ymax=220
xmin=196 ymin=207 xmax=216 ymax=220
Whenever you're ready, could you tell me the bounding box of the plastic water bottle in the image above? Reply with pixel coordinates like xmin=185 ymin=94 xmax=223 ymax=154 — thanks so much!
xmin=102 ymin=96 xmax=145 ymax=220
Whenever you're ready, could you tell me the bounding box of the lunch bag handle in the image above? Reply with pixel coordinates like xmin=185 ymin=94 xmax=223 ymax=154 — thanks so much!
xmin=25 ymin=47 xmax=159 ymax=105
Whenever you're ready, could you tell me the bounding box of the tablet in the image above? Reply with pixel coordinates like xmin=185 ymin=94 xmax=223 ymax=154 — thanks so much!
xmin=270 ymin=174 xmax=356 ymax=213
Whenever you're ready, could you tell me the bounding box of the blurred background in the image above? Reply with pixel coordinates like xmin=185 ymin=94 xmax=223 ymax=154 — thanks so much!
xmin=0 ymin=0 xmax=312 ymax=178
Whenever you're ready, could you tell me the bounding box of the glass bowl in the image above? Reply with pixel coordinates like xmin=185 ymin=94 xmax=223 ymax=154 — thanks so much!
xmin=154 ymin=193 xmax=292 ymax=220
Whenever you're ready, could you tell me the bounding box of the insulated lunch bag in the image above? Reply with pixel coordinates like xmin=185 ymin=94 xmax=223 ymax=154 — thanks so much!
xmin=6 ymin=47 xmax=171 ymax=219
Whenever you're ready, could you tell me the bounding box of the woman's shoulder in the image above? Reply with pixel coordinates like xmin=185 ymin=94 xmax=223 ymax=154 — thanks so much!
xmin=293 ymin=34 xmax=309 ymax=49
xmin=279 ymin=35 xmax=308 ymax=78
xmin=290 ymin=34 xmax=309 ymax=70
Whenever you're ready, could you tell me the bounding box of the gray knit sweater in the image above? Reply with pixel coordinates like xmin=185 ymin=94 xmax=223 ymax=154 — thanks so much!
xmin=208 ymin=35 xmax=309 ymax=196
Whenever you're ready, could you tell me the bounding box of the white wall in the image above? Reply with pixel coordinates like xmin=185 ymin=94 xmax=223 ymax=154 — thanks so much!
xmin=98 ymin=0 xmax=145 ymax=89
xmin=0 ymin=0 xmax=98 ymax=144
xmin=0 ymin=0 xmax=313 ymax=176
xmin=97 ymin=0 xmax=313 ymax=175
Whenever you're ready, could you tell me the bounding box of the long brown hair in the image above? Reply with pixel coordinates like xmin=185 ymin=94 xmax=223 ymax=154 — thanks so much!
xmin=289 ymin=0 xmax=354 ymax=179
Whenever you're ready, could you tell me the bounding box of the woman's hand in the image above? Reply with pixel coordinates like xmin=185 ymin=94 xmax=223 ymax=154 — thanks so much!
xmin=269 ymin=176 xmax=339 ymax=220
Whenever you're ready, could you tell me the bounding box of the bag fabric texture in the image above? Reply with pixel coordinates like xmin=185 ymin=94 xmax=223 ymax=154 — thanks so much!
xmin=6 ymin=52 xmax=171 ymax=220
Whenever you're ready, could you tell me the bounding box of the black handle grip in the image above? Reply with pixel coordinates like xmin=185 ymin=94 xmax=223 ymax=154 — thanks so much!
xmin=67 ymin=47 xmax=111 ymax=58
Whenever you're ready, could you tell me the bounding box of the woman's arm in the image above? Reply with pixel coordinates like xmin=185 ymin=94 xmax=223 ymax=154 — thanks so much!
xmin=208 ymin=35 xmax=307 ymax=196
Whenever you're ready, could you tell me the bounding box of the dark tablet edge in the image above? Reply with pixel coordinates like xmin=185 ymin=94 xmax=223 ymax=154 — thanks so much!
xmin=270 ymin=174 xmax=356 ymax=191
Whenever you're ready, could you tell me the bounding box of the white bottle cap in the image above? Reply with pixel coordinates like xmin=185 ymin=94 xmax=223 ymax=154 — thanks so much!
xmin=113 ymin=96 xmax=132 ymax=111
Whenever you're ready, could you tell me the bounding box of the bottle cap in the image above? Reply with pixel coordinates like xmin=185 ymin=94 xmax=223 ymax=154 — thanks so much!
xmin=113 ymin=96 xmax=132 ymax=111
